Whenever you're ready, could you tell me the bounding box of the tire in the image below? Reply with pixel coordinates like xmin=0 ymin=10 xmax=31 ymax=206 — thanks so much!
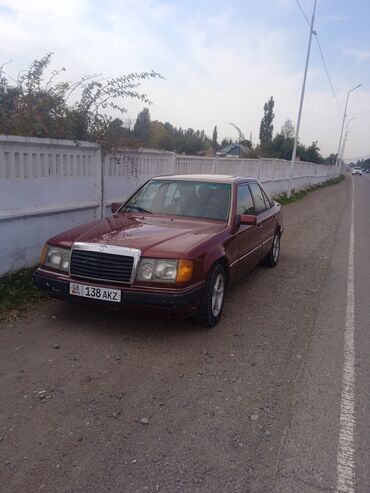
xmin=193 ymin=263 xmax=226 ymax=328
xmin=262 ymin=231 xmax=281 ymax=267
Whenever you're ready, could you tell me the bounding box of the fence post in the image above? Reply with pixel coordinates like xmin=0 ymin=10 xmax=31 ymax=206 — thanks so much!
xmin=171 ymin=152 xmax=177 ymax=174
xmin=96 ymin=146 xmax=105 ymax=219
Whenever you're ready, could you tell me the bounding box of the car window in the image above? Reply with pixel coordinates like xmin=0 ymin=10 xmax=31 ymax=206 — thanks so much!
xmin=249 ymin=182 xmax=267 ymax=214
xmin=123 ymin=180 xmax=231 ymax=221
xmin=237 ymin=184 xmax=255 ymax=215
xmin=261 ymin=189 xmax=272 ymax=208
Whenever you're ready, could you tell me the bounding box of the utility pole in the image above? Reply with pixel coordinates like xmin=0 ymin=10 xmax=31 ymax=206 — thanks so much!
xmin=287 ymin=0 xmax=317 ymax=198
xmin=335 ymin=85 xmax=361 ymax=168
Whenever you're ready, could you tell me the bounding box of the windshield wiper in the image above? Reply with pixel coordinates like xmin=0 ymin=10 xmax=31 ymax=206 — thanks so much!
xmin=124 ymin=205 xmax=153 ymax=214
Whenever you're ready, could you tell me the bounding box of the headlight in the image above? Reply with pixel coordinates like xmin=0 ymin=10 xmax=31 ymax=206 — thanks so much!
xmin=137 ymin=259 xmax=177 ymax=281
xmin=42 ymin=245 xmax=71 ymax=272
xmin=136 ymin=259 xmax=193 ymax=282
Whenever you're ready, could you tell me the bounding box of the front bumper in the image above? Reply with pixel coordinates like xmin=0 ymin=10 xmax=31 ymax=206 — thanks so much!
xmin=32 ymin=268 xmax=204 ymax=317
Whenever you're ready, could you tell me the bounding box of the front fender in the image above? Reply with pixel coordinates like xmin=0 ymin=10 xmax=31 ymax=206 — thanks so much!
xmin=202 ymin=246 xmax=231 ymax=281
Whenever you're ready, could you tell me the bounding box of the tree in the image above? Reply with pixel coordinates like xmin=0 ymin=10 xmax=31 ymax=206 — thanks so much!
xmin=306 ymin=141 xmax=323 ymax=164
xmin=0 ymin=53 xmax=162 ymax=151
xmin=323 ymin=153 xmax=337 ymax=165
xmin=220 ymin=137 xmax=234 ymax=148
xmin=212 ymin=125 xmax=218 ymax=150
xmin=107 ymin=118 xmax=131 ymax=141
xmin=149 ymin=120 xmax=174 ymax=150
xmin=281 ymin=119 xmax=295 ymax=139
xmin=240 ymin=138 xmax=252 ymax=149
xmin=259 ymin=96 xmax=275 ymax=146
xmin=133 ymin=107 xmax=151 ymax=143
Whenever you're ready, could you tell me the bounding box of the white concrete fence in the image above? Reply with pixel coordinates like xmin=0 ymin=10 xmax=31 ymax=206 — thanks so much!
xmin=0 ymin=135 xmax=339 ymax=276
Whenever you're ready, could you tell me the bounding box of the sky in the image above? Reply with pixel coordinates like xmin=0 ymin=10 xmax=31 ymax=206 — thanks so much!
xmin=0 ymin=0 xmax=369 ymax=160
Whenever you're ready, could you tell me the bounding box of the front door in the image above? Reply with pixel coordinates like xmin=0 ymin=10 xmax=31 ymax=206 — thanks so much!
xmin=249 ymin=182 xmax=276 ymax=255
xmin=232 ymin=183 xmax=263 ymax=279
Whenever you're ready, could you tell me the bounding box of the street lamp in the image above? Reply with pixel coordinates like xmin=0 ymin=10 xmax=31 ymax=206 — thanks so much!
xmin=335 ymin=84 xmax=361 ymax=168
xmin=287 ymin=0 xmax=317 ymax=198
xmin=339 ymin=116 xmax=356 ymax=164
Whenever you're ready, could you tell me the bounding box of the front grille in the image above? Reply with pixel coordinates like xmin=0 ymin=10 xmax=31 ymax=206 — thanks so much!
xmin=70 ymin=249 xmax=135 ymax=284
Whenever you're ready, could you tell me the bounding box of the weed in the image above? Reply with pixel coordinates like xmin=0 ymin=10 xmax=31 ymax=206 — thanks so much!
xmin=0 ymin=267 xmax=45 ymax=322
xmin=275 ymin=175 xmax=344 ymax=205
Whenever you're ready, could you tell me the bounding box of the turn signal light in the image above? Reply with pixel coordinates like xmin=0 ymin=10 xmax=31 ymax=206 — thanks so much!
xmin=176 ymin=260 xmax=193 ymax=283
xmin=40 ymin=243 xmax=48 ymax=264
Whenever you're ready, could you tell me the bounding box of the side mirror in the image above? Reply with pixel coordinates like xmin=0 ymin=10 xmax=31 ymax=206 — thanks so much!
xmin=111 ymin=202 xmax=122 ymax=214
xmin=239 ymin=214 xmax=257 ymax=226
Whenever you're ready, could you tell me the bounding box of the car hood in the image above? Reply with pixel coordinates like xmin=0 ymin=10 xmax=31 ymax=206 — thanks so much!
xmin=49 ymin=213 xmax=227 ymax=257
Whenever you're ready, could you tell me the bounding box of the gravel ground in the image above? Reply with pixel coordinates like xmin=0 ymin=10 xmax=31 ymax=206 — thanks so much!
xmin=2 ymin=177 xmax=367 ymax=493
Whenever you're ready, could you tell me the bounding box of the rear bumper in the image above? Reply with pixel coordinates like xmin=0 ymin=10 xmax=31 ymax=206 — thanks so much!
xmin=32 ymin=269 xmax=204 ymax=317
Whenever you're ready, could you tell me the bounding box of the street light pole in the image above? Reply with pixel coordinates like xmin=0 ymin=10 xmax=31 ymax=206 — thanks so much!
xmin=339 ymin=116 xmax=355 ymax=164
xmin=335 ymin=84 xmax=361 ymax=168
xmin=287 ymin=0 xmax=317 ymax=198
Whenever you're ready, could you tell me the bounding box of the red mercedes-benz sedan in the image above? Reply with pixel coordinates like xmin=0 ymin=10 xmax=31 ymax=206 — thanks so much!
xmin=33 ymin=175 xmax=283 ymax=326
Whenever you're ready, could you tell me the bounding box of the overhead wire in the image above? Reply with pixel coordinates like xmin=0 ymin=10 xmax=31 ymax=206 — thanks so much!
xmin=295 ymin=0 xmax=342 ymax=111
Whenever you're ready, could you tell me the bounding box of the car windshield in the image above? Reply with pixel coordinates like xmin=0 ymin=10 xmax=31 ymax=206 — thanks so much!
xmin=122 ymin=179 xmax=231 ymax=221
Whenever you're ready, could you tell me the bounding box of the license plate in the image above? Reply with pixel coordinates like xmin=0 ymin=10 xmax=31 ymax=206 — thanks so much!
xmin=69 ymin=282 xmax=121 ymax=303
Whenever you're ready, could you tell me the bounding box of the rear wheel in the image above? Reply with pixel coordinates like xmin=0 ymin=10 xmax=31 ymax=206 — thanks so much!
xmin=193 ymin=263 xmax=225 ymax=327
xmin=262 ymin=231 xmax=281 ymax=267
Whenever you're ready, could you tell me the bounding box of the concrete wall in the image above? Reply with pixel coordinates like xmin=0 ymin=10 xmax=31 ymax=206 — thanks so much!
xmin=0 ymin=135 xmax=339 ymax=276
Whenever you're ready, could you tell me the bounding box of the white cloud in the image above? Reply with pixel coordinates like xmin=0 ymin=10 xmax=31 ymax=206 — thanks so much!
xmin=344 ymin=48 xmax=370 ymax=62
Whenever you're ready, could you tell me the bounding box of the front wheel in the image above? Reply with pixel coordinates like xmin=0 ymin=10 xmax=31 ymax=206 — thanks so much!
xmin=193 ymin=263 xmax=226 ymax=328
xmin=262 ymin=232 xmax=281 ymax=267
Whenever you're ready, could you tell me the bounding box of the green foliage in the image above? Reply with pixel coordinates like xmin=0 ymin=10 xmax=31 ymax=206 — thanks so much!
xmin=133 ymin=107 xmax=151 ymax=143
xmin=259 ymin=96 xmax=275 ymax=145
xmin=306 ymin=141 xmax=323 ymax=164
xmin=148 ymin=120 xmax=210 ymax=155
xmin=275 ymin=175 xmax=344 ymax=205
xmin=212 ymin=125 xmax=219 ymax=150
xmin=220 ymin=137 xmax=234 ymax=148
xmin=356 ymin=157 xmax=370 ymax=169
xmin=0 ymin=53 xmax=162 ymax=151
xmin=281 ymin=119 xmax=295 ymax=139
xmin=240 ymin=139 xmax=252 ymax=149
xmin=0 ymin=267 xmax=45 ymax=321
xmin=322 ymin=153 xmax=337 ymax=165
xmin=256 ymin=132 xmax=325 ymax=164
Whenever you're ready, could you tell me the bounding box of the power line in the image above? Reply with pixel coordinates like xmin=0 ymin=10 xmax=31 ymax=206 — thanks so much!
xmin=295 ymin=0 xmax=342 ymax=111
xmin=295 ymin=0 xmax=310 ymax=25
xmin=315 ymin=36 xmax=342 ymax=110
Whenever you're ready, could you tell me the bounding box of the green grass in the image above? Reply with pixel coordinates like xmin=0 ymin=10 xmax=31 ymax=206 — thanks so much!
xmin=275 ymin=174 xmax=344 ymax=205
xmin=0 ymin=267 xmax=46 ymax=322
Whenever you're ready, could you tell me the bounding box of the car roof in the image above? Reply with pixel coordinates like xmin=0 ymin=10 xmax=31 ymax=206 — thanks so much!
xmin=150 ymin=174 xmax=257 ymax=184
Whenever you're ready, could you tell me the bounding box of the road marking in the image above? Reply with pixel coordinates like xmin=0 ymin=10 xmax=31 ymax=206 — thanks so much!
xmin=336 ymin=177 xmax=356 ymax=493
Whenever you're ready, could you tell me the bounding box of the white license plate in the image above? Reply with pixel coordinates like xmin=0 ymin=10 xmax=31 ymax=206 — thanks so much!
xmin=69 ymin=283 xmax=121 ymax=303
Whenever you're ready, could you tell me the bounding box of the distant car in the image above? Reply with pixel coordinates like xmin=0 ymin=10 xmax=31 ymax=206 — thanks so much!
xmin=33 ymin=174 xmax=283 ymax=327
xmin=365 ymin=169 xmax=370 ymax=174
xmin=352 ymin=167 xmax=363 ymax=175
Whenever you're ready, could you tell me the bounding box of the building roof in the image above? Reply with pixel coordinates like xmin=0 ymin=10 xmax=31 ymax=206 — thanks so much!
xmin=216 ymin=143 xmax=251 ymax=157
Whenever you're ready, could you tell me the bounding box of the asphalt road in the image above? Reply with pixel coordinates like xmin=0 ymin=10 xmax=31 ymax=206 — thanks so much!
xmin=0 ymin=175 xmax=369 ymax=493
